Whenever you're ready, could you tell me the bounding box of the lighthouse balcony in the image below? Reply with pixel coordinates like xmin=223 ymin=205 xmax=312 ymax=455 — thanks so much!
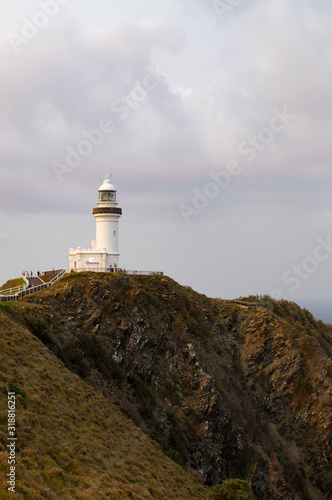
xmin=93 ymin=207 xmax=122 ymax=215
xmin=69 ymin=247 xmax=119 ymax=255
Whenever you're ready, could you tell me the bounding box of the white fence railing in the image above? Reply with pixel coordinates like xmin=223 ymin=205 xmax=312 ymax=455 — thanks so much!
xmin=43 ymin=269 xmax=65 ymax=276
xmin=22 ymin=274 xmax=29 ymax=287
xmin=0 ymin=269 xmax=67 ymax=302
xmin=0 ymin=284 xmax=27 ymax=296
xmin=71 ymin=268 xmax=163 ymax=276
xmin=217 ymin=299 xmax=263 ymax=309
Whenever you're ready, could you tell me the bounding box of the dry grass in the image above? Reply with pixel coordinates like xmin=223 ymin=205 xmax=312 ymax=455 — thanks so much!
xmin=0 ymin=278 xmax=24 ymax=292
xmin=39 ymin=274 xmax=57 ymax=284
xmin=0 ymin=310 xmax=209 ymax=499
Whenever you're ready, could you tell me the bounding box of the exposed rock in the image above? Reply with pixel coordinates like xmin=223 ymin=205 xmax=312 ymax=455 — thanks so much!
xmin=17 ymin=273 xmax=332 ymax=499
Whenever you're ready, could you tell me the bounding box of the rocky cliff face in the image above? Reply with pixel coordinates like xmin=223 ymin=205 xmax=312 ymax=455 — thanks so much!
xmin=17 ymin=273 xmax=332 ymax=499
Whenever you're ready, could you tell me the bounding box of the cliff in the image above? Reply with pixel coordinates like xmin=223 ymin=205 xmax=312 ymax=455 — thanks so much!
xmin=1 ymin=272 xmax=331 ymax=499
xmin=0 ymin=297 xmax=209 ymax=499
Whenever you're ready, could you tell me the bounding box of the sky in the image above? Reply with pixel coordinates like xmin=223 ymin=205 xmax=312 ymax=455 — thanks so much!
xmin=0 ymin=0 xmax=331 ymax=322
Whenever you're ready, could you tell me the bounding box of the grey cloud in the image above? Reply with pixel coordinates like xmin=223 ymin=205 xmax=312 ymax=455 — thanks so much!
xmin=0 ymin=0 xmax=331 ymax=320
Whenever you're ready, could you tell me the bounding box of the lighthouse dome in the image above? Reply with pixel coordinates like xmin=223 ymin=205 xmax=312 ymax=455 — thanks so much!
xmin=99 ymin=178 xmax=116 ymax=191
xmin=97 ymin=177 xmax=117 ymax=203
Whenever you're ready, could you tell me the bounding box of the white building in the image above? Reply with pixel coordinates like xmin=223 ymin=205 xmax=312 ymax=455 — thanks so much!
xmin=69 ymin=177 xmax=122 ymax=272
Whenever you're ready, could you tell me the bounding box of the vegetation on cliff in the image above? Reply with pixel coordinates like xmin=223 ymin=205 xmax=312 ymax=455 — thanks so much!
xmin=0 ymin=303 xmax=209 ymax=499
xmin=0 ymin=272 xmax=331 ymax=499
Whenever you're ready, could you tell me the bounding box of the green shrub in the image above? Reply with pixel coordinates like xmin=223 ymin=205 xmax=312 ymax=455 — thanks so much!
xmin=76 ymin=331 xmax=126 ymax=383
xmin=8 ymin=382 xmax=30 ymax=402
xmin=210 ymin=479 xmax=253 ymax=499
xmin=127 ymin=373 xmax=156 ymax=419
xmin=24 ymin=313 xmax=48 ymax=336
xmin=297 ymin=334 xmax=319 ymax=356
xmin=171 ymin=314 xmax=187 ymax=342
xmin=238 ymin=295 xmax=261 ymax=303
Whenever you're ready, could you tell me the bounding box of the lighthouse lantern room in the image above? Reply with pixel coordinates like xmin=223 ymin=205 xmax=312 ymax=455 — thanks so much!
xmin=69 ymin=176 xmax=122 ymax=272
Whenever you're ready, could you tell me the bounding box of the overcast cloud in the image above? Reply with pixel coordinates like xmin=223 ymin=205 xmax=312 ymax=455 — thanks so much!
xmin=0 ymin=0 xmax=331 ymax=321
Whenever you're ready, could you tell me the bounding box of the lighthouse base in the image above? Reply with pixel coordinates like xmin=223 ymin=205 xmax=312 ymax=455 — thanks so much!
xmin=69 ymin=246 xmax=120 ymax=272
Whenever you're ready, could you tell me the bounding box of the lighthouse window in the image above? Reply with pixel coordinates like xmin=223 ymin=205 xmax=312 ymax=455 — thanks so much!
xmin=99 ymin=191 xmax=116 ymax=202
xmin=113 ymin=231 xmax=116 ymax=236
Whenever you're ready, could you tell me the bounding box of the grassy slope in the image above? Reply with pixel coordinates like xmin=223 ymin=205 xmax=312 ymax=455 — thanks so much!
xmin=39 ymin=274 xmax=57 ymax=284
xmin=0 ymin=278 xmax=24 ymax=293
xmin=0 ymin=307 xmax=209 ymax=500
xmin=1 ymin=273 xmax=331 ymax=498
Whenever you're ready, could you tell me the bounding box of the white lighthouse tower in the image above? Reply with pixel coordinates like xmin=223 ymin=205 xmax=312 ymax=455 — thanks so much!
xmin=94 ymin=176 xmax=122 ymax=267
xmin=69 ymin=176 xmax=122 ymax=272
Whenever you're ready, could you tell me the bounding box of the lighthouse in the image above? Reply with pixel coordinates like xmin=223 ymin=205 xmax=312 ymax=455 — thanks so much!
xmin=69 ymin=176 xmax=122 ymax=271
xmin=94 ymin=177 xmax=122 ymax=266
